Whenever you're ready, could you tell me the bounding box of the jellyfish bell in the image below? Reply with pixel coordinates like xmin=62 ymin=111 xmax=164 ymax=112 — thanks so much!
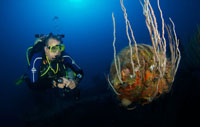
xmin=109 ymin=0 xmax=181 ymax=109
xmin=109 ymin=44 xmax=174 ymax=108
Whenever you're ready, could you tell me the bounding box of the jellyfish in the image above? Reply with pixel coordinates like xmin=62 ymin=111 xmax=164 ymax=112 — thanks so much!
xmin=108 ymin=0 xmax=181 ymax=108
xmin=52 ymin=16 xmax=60 ymax=33
xmin=53 ymin=16 xmax=59 ymax=21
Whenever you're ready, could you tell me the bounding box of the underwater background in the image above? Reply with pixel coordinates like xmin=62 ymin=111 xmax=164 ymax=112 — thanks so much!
xmin=1 ymin=0 xmax=200 ymax=127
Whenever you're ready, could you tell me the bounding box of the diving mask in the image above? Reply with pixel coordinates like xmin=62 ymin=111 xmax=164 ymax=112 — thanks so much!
xmin=48 ymin=44 xmax=65 ymax=53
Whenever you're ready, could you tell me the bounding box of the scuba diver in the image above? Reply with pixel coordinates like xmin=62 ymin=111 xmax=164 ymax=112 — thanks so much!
xmin=16 ymin=33 xmax=83 ymax=98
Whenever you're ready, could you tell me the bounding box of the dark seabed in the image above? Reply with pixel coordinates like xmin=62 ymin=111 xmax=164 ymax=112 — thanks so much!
xmin=0 ymin=0 xmax=200 ymax=127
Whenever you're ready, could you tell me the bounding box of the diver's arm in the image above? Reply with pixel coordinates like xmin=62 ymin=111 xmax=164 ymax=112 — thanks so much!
xmin=62 ymin=52 xmax=84 ymax=84
xmin=27 ymin=53 xmax=53 ymax=89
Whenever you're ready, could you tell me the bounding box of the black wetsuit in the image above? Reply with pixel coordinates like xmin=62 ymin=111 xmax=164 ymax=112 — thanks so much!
xmin=26 ymin=51 xmax=83 ymax=90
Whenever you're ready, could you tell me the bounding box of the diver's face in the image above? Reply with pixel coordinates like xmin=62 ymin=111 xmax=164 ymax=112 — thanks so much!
xmin=44 ymin=38 xmax=61 ymax=61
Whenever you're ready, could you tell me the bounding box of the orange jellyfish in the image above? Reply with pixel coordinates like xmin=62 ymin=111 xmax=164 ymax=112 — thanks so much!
xmin=108 ymin=0 xmax=181 ymax=109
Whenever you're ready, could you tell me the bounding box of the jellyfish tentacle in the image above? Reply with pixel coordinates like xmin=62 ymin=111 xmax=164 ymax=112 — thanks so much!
xmin=107 ymin=75 xmax=121 ymax=95
xmin=110 ymin=0 xmax=181 ymax=107
xmin=112 ymin=13 xmax=123 ymax=84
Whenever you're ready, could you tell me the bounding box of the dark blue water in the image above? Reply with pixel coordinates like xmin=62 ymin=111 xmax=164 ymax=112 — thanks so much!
xmin=1 ymin=0 xmax=200 ymax=127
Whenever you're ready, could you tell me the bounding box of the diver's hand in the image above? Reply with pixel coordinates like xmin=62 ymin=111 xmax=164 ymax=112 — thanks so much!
xmin=68 ymin=79 xmax=76 ymax=90
xmin=62 ymin=78 xmax=76 ymax=90
xmin=52 ymin=80 xmax=66 ymax=89
xmin=57 ymin=83 xmax=66 ymax=88
xmin=53 ymin=77 xmax=77 ymax=89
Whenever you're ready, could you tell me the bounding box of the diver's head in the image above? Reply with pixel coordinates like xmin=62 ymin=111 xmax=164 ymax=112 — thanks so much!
xmin=44 ymin=34 xmax=65 ymax=61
